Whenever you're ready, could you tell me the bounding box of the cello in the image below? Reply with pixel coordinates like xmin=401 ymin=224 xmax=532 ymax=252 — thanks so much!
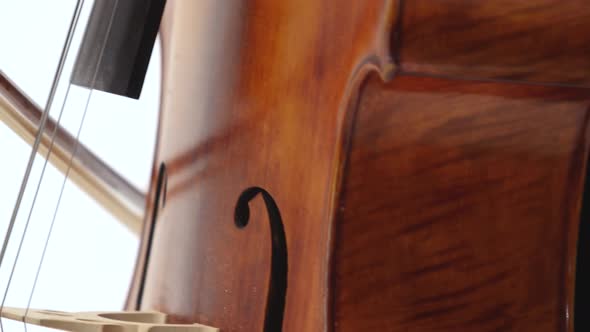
xmin=2 ymin=1 xmax=590 ymax=331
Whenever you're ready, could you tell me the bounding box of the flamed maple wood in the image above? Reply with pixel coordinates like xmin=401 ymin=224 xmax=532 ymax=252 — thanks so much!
xmin=126 ymin=1 xmax=590 ymax=331
xmin=398 ymin=0 xmax=590 ymax=87
xmin=334 ymin=75 xmax=590 ymax=331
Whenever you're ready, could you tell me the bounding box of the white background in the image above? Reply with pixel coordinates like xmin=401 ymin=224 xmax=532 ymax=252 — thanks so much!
xmin=0 ymin=0 xmax=160 ymax=330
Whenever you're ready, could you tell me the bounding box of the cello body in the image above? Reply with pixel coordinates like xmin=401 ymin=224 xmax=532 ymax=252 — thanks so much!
xmin=127 ymin=1 xmax=590 ymax=331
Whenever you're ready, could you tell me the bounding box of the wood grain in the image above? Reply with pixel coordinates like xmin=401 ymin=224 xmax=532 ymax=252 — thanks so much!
xmin=333 ymin=75 xmax=590 ymax=331
xmin=399 ymin=0 xmax=590 ymax=86
xmin=126 ymin=1 xmax=590 ymax=331
xmin=127 ymin=1 xmax=396 ymax=331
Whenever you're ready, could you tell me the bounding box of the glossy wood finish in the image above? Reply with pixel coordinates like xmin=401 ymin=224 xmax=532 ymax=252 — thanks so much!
xmin=0 ymin=71 xmax=144 ymax=234
xmin=128 ymin=1 xmax=395 ymax=331
xmin=334 ymin=75 xmax=590 ymax=331
xmin=399 ymin=1 xmax=590 ymax=87
xmin=127 ymin=1 xmax=590 ymax=331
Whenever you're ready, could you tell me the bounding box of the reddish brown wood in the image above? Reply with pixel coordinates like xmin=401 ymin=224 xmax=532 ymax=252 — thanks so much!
xmin=125 ymin=1 xmax=590 ymax=331
xmin=399 ymin=0 xmax=590 ymax=87
xmin=126 ymin=1 xmax=396 ymax=331
xmin=334 ymin=75 xmax=590 ymax=331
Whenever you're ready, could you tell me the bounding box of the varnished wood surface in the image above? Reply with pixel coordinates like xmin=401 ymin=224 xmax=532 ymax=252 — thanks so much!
xmin=0 ymin=72 xmax=144 ymax=234
xmin=399 ymin=1 xmax=590 ymax=87
xmin=334 ymin=75 xmax=590 ymax=331
xmin=126 ymin=0 xmax=590 ymax=331
xmin=128 ymin=1 xmax=395 ymax=331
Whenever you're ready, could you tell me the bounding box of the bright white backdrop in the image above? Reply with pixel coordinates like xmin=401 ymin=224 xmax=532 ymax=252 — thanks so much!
xmin=0 ymin=1 xmax=160 ymax=330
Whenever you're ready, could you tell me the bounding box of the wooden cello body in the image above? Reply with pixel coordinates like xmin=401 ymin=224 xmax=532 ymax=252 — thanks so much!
xmin=126 ymin=1 xmax=590 ymax=331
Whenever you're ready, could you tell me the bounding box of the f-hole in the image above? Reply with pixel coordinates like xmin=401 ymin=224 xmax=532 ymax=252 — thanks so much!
xmin=576 ymin=157 xmax=590 ymax=330
xmin=234 ymin=187 xmax=287 ymax=332
xmin=135 ymin=163 xmax=167 ymax=310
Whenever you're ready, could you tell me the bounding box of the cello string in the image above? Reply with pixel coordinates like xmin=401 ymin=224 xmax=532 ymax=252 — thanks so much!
xmin=0 ymin=83 xmax=71 ymax=327
xmin=0 ymin=1 xmax=84 ymax=331
xmin=22 ymin=89 xmax=94 ymax=321
xmin=21 ymin=0 xmax=121 ymax=323
xmin=0 ymin=0 xmax=84 ymax=282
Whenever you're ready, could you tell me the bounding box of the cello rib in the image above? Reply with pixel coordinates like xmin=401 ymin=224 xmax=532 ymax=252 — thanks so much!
xmin=0 ymin=71 xmax=145 ymax=235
